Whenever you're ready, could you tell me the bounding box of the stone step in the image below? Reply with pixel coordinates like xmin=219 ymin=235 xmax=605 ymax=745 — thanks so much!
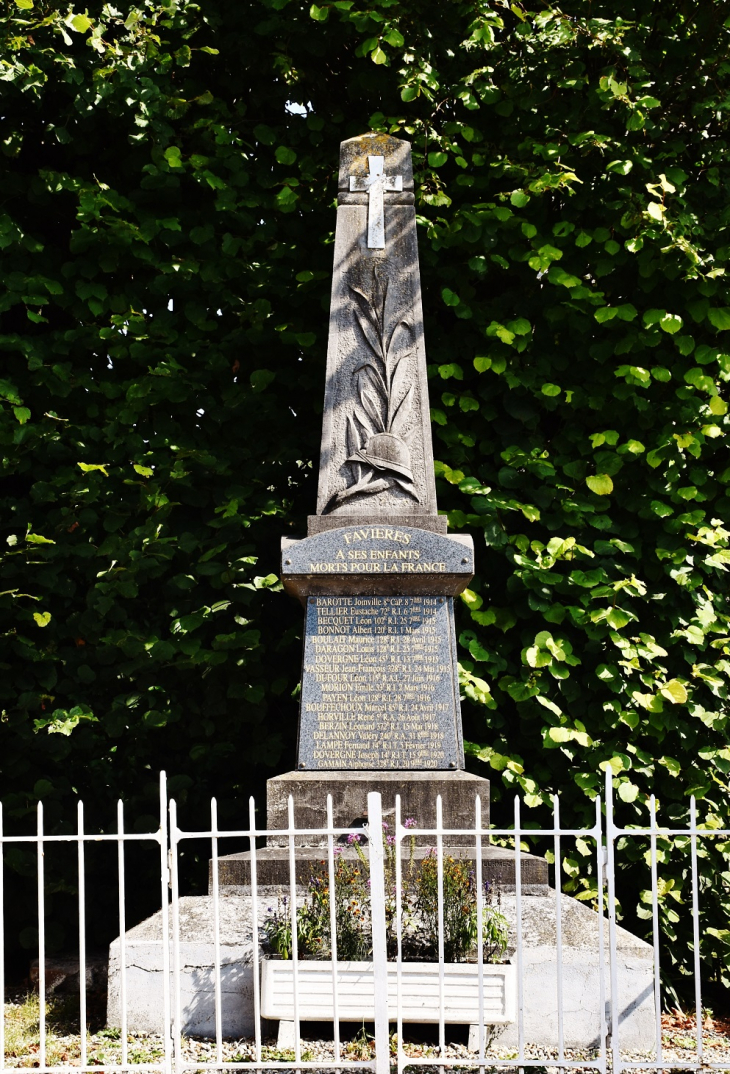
xmin=209 ymin=845 xmax=549 ymax=896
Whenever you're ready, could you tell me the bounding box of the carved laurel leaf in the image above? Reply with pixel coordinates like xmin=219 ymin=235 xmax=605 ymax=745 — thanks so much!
xmin=345 ymin=412 xmax=360 ymax=457
xmin=334 ymin=474 xmax=393 ymax=505
xmin=372 ymin=270 xmax=388 ymax=334
xmin=388 ymin=356 xmax=411 ymax=424
xmin=392 ymin=474 xmax=420 ymax=502
xmin=361 ymin=385 xmax=385 ymax=432
xmin=353 ymin=308 xmax=384 ymax=362
xmin=358 ymin=364 xmax=386 ymax=409
xmin=385 ymin=318 xmax=413 ymax=368
xmin=353 ymin=358 xmax=387 ymax=398
xmin=353 ymin=405 xmax=374 ymax=438
xmin=349 ymin=285 xmax=382 ymax=341
xmin=389 ymin=383 xmax=414 ymax=438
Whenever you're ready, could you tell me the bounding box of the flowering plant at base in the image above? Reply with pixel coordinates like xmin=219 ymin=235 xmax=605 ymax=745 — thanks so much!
xmin=263 ymin=820 xmax=509 ymax=964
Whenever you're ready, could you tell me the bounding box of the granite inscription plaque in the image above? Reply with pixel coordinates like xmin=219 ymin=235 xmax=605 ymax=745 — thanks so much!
xmin=281 ymin=524 xmax=473 ymax=600
xmin=297 ymin=595 xmax=463 ymax=771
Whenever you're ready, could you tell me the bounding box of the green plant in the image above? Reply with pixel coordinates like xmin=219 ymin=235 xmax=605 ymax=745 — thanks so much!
xmin=0 ymin=0 xmax=728 ymax=996
xmin=264 ymin=826 xmax=508 ymax=964
xmin=416 ymin=854 xmax=509 ymax=964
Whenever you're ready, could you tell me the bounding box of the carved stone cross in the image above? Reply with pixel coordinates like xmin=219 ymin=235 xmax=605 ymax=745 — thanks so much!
xmin=316 ymin=132 xmax=439 ymax=526
xmin=349 ymin=154 xmax=403 ymax=249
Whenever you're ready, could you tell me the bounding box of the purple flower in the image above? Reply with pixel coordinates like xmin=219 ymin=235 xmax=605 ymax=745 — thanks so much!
xmin=404 ymin=818 xmax=417 ymax=829
xmin=386 ymin=835 xmax=395 ymax=845
xmin=347 ymin=832 xmax=362 ymax=844
xmin=333 ymin=846 xmax=343 ymax=857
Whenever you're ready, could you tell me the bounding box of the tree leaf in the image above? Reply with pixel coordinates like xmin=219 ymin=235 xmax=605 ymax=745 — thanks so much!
xmin=660 ymin=680 xmax=688 ymax=705
xmin=586 ymin=474 xmax=613 ymax=495
xmin=708 ymin=308 xmax=730 ymax=331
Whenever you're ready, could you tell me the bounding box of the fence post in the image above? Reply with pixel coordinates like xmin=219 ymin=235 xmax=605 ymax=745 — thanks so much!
xmin=159 ymin=772 xmax=173 ymax=1074
xmin=605 ymin=769 xmax=620 ymax=1074
xmin=367 ymin=791 xmax=390 ymax=1074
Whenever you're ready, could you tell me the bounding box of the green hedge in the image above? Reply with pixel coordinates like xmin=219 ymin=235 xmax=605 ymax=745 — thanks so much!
xmin=0 ymin=0 xmax=728 ymax=994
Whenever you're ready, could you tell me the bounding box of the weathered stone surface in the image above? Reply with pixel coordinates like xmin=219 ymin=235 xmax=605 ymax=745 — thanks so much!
xmin=107 ymin=896 xmax=265 ymax=1038
xmin=108 ymin=893 xmax=655 ymax=1049
xmin=337 ymin=132 xmax=414 ymax=194
xmin=316 ymin=133 xmax=438 ymax=524
xmin=265 ymin=769 xmax=490 ymax=847
xmin=282 ymin=526 xmax=473 ymax=602
xmin=307 ymin=513 xmax=447 ymax=535
xmin=298 ymin=595 xmax=463 ymax=770
xmin=495 ymin=893 xmax=655 ymax=1051
xmin=211 ymin=845 xmax=548 ymax=897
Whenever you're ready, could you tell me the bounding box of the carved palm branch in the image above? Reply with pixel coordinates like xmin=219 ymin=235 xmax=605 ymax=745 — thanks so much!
xmin=333 ymin=474 xmax=394 ymax=505
xmin=345 ymin=413 xmax=363 ymax=483
xmin=348 ymin=269 xmax=414 ymax=439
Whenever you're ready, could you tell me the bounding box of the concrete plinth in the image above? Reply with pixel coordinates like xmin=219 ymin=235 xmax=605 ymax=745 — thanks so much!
xmin=265 ymin=769 xmax=492 ymax=846
xmin=212 ymin=769 xmax=549 ymax=894
xmin=107 ymin=897 xmax=262 ymax=1039
xmin=211 ymin=844 xmax=549 ymax=896
xmin=107 ymin=892 xmax=655 ymax=1050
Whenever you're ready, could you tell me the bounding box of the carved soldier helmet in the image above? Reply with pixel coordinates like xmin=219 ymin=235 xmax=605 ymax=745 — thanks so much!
xmin=347 ymin=432 xmax=414 ymax=481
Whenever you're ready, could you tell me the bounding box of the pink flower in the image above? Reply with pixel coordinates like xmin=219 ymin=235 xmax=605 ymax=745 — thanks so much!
xmin=404 ymin=818 xmax=417 ymax=829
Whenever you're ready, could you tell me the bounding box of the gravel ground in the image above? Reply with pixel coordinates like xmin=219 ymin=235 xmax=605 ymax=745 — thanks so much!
xmin=5 ymin=999 xmax=730 ymax=1071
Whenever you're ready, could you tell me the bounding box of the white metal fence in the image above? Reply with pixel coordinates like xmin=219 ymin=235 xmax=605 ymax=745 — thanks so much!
xmin=0 ymin=772 xmax=727 ymax=1073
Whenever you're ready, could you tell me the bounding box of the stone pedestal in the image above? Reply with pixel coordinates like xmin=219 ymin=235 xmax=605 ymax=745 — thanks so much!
xmin=107 ymin=893 xmax=657 ymax=1050
xmin=211 ymin=844 xmax=548 ymax=897
xmin=266 ymin=769 xmax=491 ymax=845
xmin=211 ymin=769 xmax=549 ymax=895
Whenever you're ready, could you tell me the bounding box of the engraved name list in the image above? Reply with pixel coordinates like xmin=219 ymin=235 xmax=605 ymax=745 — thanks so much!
xmin=297 ymin=595 xmax=462 ymax=770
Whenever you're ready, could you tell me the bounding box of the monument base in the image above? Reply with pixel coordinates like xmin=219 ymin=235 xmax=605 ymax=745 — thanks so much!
xmin=209 ymin=769 xmax=549 ymax=894
xmin=210 ymin=843 xmax=548 ymax=896
xmin=107 ymin=893 xmax=656 ymax=1050
xmin=265 ymin=769 xmax=492 ymax=846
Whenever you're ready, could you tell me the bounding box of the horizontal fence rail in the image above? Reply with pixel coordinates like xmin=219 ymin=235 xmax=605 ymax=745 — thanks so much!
xmin=0 ymin=772 xmax=727 ymax=1073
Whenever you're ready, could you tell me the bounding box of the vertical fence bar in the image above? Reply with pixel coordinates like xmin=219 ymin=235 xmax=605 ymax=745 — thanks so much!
xmin=37 ymin=800 xmax=46 ymax=1071
xmin=169 ymin=799 xmax=182 ymax=1074
xmin=325 ymin=796 xmax=341 ymax=1065
xmin=367 ymin=792 xmax=389 ymax=1074
xmin=605 ymin=771 xmax=620 ymax=1074
xmin=77 ymin=801 xmax=87 ymax=1069
xmin=553 ymin=794 xmax=564 ymax=1069
xmin=210 ymin=798 xmax=223 ymax=1067
xmin=514 ymin=795 xmax=524 ymax=1069
xmin=649 ymin=796 xmax=662 ymax=1064
xmin=287 ymin=795 xmax=301 ymax=1064
xmin=117 ymin=799 xmax=128 ymax=1069
xmin=395 ymin=795 xmax=404 ymax=1074
xmin=436 ymin=795 xmax=445 ymax=1059
xmin=475 ymin=795 xmax=485 ymax=1064
xmin=0 ymin=803 xmax=3 ymax=1073
xmin=159 ymin=773 xmax=173 ymax=1074
xmin=248 ymin=797 xmax=262 ymax=1066
xmin=690 ymin=796 xmax=703 ymax=1066
xmin=595 ymin=794 xmax=607 ymax=1074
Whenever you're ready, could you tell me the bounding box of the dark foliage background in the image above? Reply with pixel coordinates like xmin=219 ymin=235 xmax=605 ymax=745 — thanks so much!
xmin=1 ymin=0 xmax=729 ymax=999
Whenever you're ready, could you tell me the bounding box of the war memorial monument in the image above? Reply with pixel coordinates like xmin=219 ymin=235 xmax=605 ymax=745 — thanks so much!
xmin=214 ymin=131 xmax=547 ymax=888
xmin=107 ymin=134 xmax=654 ymax=1048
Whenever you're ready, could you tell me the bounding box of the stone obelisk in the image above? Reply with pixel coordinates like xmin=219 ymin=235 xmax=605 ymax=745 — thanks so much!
xmin=309 ymin=134 xmax=443 ymax=534
xmin=213 ymin=134 xmax=548 ymax=892
xmin=281 ymin=132 xmax=475 ymax=783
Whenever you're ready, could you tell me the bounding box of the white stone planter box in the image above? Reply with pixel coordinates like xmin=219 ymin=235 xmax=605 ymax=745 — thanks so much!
xmin=261 ymin=959 xmax=516 ymax=1024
